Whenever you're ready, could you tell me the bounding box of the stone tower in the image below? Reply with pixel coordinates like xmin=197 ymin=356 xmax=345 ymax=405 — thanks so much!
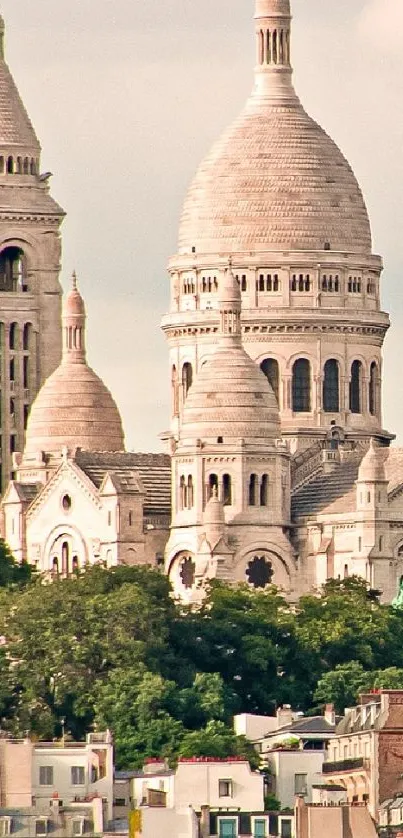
xmin=0 ymin=14 xmax=65 ymax=490
xmin=165 ymin=263 xmax=295 ymax=603
xmin=162 ymin=0 xmax=390 ymax=457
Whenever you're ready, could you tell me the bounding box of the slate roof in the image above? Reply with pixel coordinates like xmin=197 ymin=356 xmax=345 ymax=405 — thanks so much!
xmin=292 ymin=447 xmax=403 ymax=521
xmin=13 ymin=482 xmax=41 ymax=504
xmin=75 ymin=451 xmax=171 ymax=516
xmin=291 ymin=460 xmax=359 ymax=520
xmin=0 ymin=53 xmax=39 ymax=148
xmin=275 ymin=716 xmax=337 ymax=736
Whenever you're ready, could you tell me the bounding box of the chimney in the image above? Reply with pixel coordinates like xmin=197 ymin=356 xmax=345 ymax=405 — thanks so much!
xmin=276 ymin=705 xmax=293 ymax=729
xmin=200 ymin=806 xmax=210 ymax=838
xmin=324 ymin=704 xmax=336 ymax=727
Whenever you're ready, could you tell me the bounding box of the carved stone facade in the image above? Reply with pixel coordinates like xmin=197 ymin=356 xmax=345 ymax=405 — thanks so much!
xmin=162 ymin=0 xmax=403 ymax=603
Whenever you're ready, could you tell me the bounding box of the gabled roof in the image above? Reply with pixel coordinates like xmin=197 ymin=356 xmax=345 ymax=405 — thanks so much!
xmin=75 ymin=451 xmax=171 ymax=516
xmin=3 ymin=481 xmax=41 ymax=505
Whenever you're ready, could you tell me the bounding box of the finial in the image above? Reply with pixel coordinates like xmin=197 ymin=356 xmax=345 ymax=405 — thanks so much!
xmin=72 ymin=270 xmax=78 ymax=291
xmin=0 ymin=14 xmax=5 ymax=60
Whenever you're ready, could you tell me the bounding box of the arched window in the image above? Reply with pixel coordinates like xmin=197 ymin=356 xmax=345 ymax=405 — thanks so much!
xmin=259 ymin=275 xmax=265 ymax=292
xmin=272 ymin=29 xmax=278 ymax=63
xmin=23 ymin=356 xmax=29 ymax=389
xmin=172 ymin=365 xmax=179 ymax=416
xmin=23 ymin=323 xmax=31 ymax=352
xmin=369 ymin=362 xmax=377 ymax=417
xmin=0 ymin=157 xmax=4 ymax=174
xmin=61 ymin=541 xmax=69 ymax=576
xmin=350 ymin=360 xmax=363 ymax=414
xmin=23 ymin=157 xmax=29 ymax=175
xmin=298 ymin=274 xmax=304 ymax=292
xmin=52 ymin=557 xmax=59 ymax=577
xmin=249 ymin=474 xmax=258 ymax=506
xmin=179 ymin=475 xmax=186 ymax=510
xmin=273 ymin=274 xmax=279 ymax=291
xmin=7 ymin=156 xmax=14 ymax=174
xmin=323 ymin=359 xmax=340 ymax=413
xmin=241 ymin=275 xmax=247 ymax=292
xmin=292 ymin=359 xmax=311 ymax=413
xmin=17 ymin=157 xmax=22 ymax=174
xmin=9 ymin=358 xmax=15 ymax=382
xmin=9 ymin=322 xmax=17 ymax=351
xmin=291 ymin=275 xmax=297 ymax=292
xmin=208 ymin=473 xmax=219 ymax=501
xmin=72 ymin=556 xmax=79 ymax=574
xmin=335 ymin=276 xmax=340 ymax=292
xmin=0 ymin=246 xmax=25 ymax=292
xmin=187 ymin=475 xmax=194 ymax=509
xmin=322 ymin=276 xmax=328 ymax=291
xmin=260 ymin=358 xmax=280 ymax=405
xmin=182 ymin=362 xmax=193 ymax=399
xmin=223 ymin=474 xmax=232 ymax=506
xmin=260 ymin=474 xmax=269 ymax=507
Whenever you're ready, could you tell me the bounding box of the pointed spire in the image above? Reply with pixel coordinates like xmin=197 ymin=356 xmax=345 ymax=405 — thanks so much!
xmin=0 ymin=15 xmax=5 ymax=60
xmin=62 ymin=272 xmax=87 ymax=364
xmin=253 ymin=0 xmax=297 ymax=101
xmin=217 ymin=259 xmax=242 ymax=347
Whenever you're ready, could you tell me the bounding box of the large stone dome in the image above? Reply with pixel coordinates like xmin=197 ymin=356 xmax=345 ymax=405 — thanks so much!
xmin=24 ymin=275 xmax=125 ymax=456
xmin=24 ymin=363 xmax=125 ymax=455
xmin=178 ymin=2 xmax=372 ymax=257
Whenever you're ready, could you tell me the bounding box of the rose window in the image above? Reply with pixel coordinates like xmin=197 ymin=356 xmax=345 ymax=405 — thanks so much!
xmin=246 ymin=555 xmax=274 ymax=589
xmin=180 ymin=556 xmax=196 ymax=589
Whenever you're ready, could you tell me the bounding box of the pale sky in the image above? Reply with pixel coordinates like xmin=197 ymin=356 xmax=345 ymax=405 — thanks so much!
xmin=2 ymin=0 xmax=403 ymax=450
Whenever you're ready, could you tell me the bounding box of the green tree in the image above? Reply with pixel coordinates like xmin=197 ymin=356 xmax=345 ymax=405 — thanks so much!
xmin=177 ymin=720 xmax=260 ymax=770
xmin=0 ymin=540 xmax=32 ymax=588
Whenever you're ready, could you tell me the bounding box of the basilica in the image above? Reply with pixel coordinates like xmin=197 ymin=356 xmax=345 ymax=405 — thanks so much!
xmin=1 ymin=0 xmax=403 ymax=603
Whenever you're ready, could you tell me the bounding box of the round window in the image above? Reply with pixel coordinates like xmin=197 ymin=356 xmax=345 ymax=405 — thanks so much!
xmin=62 ymin=494 xmax=72 ymax=512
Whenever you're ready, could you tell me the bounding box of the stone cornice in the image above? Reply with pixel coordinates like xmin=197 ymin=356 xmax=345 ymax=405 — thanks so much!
xmin=163 ymin=321 xmax=388 ymax=342
xmin=0 ymin=213 xmax=63 ymax=224
xmin=169 ymin=250 xmax=383 ymax=273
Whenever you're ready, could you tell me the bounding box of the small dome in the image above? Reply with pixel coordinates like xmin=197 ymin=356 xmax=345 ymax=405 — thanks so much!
xmin=65 ymin=273 xmax=85 ymax=317
xmin=181 ymin=344 xmax=280 ymax=441
xmin=358 ymin=440 xmax=387 ymax=483
xmin=24 ymin=363 xmax=125 ymax=455
xmin=24 ymin=276 xmax=125 ymax=456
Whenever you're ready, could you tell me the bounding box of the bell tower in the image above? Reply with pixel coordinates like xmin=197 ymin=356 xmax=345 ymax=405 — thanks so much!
xmin=0 ymin=14 xmax=65 ymax=491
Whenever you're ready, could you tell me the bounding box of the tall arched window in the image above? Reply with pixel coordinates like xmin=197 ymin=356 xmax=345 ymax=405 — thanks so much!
xmin=249 ymin=474 xmax=258 ymax=506
xmin=223 ymin=474 xmax=232 ymax=506
xmin=292 ymin=359 xmax=311 ymax=413
xmin=182 ymin=362 xmax=193 ymax=399
xmin=187 ymin=475 xmax=194 ymax=509
xmin=9 ymin=322 xmax=17 ymax=351
xmin=61 ymin=542 xmax=69 ymax=576
xmin=350 ymin=360 xmax=363 ymax=414
xmin=260 ymin=358 xmax=280 ymax=405
xmin=0 ymin=246 xmax=25 ymax=292
xmin=179 ymin=475 xmax=186 ymax=510
xmin=260 ymin=475 xmax=269 ymax=507
xmin=323 ymin=359 xmax=340 ymax=413
xmin=208 ymin=473 xmax=219 ymax=500
xmin=369 ymin=362 xmax=378 ymax=417
xmin=23 ymin=323 xmax=31 ymax=352
xmin=172 ymin=365 xmax=179 ymax=416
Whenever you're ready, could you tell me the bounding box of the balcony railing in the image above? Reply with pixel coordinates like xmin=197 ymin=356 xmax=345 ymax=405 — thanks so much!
xmin=323 ymin=757 xmax=366 ymax=774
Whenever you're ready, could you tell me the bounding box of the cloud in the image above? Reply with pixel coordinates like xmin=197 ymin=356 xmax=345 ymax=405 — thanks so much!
xmin=358 ymin=0 xmax=403 ymax=53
